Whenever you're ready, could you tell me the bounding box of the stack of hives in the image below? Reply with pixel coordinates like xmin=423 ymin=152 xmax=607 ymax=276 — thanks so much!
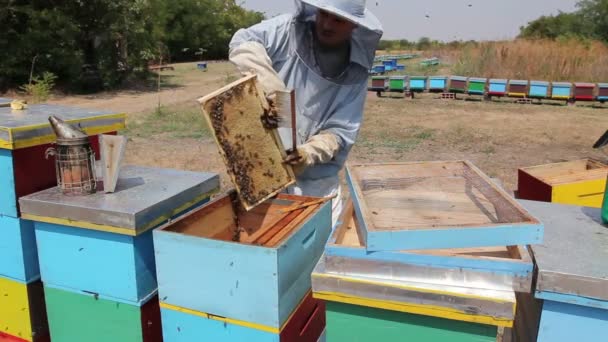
xmin=0 ymin=104 xmax=125 ymax=342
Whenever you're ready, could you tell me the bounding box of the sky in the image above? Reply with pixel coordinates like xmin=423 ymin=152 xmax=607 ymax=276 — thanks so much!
xmin=240 ymin=0 xmax=579 ymax=41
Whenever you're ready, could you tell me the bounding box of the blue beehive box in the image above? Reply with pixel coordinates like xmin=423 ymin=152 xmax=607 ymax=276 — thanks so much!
xmin=409 ymin=76 xmax=427 ymax=92
xmin=429 ymin=76 xmax=447 ymax=92
xmin=372 ymin=65 xmax=385 ymax=74
xmin=597 ymin=83 xmax=608 ymax=102
xmin=551 ymin=82 xmax=572 ymax=100
xmin=347 ymin=161 xmax=544 ymax=252
xmin=19 ymin=166 xmax=219 ymax=305
xmin=396 ymin=64 xmax=405 ymax=71
xmin=154 ymin=191 xmax=332 ymax=330
xmin=197 ymin=62 xmax=208 ymax=71
xmin=529 ymin=81 xmax=550 ymax=99
xmin=488 ymin=79 xmax=508 ymax=97
xmin=0 ymin=216 xmax=39 ymax=283
xmin=520 ymin=200 xmax=608 ymax=342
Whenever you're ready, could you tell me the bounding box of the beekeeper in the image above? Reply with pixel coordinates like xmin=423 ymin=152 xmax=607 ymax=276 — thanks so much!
xmin=229 ymin=0 xmax=383 ymax=226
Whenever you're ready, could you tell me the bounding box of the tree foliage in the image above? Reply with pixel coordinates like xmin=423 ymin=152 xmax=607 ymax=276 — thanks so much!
xmin=0 ymin=0 xmax=263 ymax=92
xmin=519 ymin=0 xmax=608 ymax=42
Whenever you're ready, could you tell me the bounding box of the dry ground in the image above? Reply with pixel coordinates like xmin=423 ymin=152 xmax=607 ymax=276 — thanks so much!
xmin=45 ymin=61 xmax=608 ymax=192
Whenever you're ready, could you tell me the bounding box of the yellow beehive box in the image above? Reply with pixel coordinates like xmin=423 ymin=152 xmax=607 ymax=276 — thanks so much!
xmin=517 ymin=159 xmax=608 ymax=208
xmin=0 ymin=277 xmax=49 ymax=342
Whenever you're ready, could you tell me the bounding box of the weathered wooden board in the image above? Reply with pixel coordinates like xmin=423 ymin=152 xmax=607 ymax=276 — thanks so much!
xmin=347 ymin=161 xmax=543 ymax=251
xmin=198 ymin=75 xmax=295 ymax=210
xmin=99 ymin=134 xmax=127 ymax=193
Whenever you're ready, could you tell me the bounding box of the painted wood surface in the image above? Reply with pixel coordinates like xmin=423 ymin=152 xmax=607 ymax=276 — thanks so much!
xmin=347 ymin=161 xmax=543 ymax=251
xmin=154 ymin=198 xmax=331 ymax=328
xmin=44 ymin=286 xmax=161 ymax=342
xmin=0 ymin=217 xmax=39 ymax=283
xmin=536 ymin=291 xmax=608 ymax=311
xmin=517 ymin=159 xmax=608 ymax=208
xmin=449 ymin=76 xmax=468 ymax=93
xmin=388 ymin=77 xmax=406 ymax=91
xmin=0 ymin=277 xmax=49 ymax=342
xmin=0 ymin=135 xmax=107 ymax=217
xmin=325 ymin=301 xmax=497 ymax=342
xmin=409 ymin=77 xmax=427 ymax=92
xmin=574 ymin=82 xmax=596 ymax=101
xmin=34 ymin=222 xmax=157 ymax=305
xmin=529 ymin=81 xmax=549 ymax=98
xmin=468 ymin=78 xmax=487 ymax=95
xmin=326 ymin=201 xmax=533 ymax=283
xmin=513 ymin=292 xmax=542 ymax=342
xmin=537 ymin=300 xmax=608 ymax=342
xmin=488 ymin=80 xmax=507 ymax=96
xmin=160 ymin=291 xmax=325 ymax=342
xmin=429 ymin=76 xmax=447 ymax=92
xmin=551 ymin=82 xmax=572 ymax=99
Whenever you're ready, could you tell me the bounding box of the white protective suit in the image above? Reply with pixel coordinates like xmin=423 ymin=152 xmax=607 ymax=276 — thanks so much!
xmin=229 ymin=0 xmax=383 ymax=226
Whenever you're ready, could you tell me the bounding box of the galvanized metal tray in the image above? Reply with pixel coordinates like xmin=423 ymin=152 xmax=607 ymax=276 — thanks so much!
xmin=324 ymin=199 xmax=534 ymax=292
xmin=312 ymin=256 xmax=516 ymax=328
xmin=0 ymin=104 xmax=125 ymax=150
xmin=521 ymin=200 xmax=608 ymax=309
xmin=347 ymin=161 xmax=543 ymax=251
xmin=19 ymin=165 xmax=219 ymax=235
xmin=198 ymin=75 xmax=295 ymax=211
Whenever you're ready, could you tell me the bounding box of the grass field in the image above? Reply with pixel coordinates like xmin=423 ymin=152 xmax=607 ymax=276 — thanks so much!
xmin=42 ymin=60 xmax=608 ymax=193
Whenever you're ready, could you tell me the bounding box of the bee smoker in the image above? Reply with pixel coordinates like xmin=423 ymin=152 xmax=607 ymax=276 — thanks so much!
xmin=45 ymin=116 xmax=97 ymax=195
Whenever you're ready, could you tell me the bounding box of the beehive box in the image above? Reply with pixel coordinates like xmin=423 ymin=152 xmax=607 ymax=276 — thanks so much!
xmin=0 ymin=277 xmax=49 ymax=342
xmin=529 ymin=81 xmax=549 ymax=98
xmin=369 ymin=76 xmax=388 ymax=91
xmin=574 ymin=82 xmax=596 ymax=101
xmin=312 ymin=258 xmax=517 ymax=339
xmin=409 ymin=76 xmax=427 ymax=92
xmin=449 ymin=76 xmax=467 ymax=93
xmin=324 ymin=199 xmax=534 ymax=293
xmin=389 ymin=76 xmax=407 ymax=92
xmin=429 ymin=76 xmax=448 ymax=92
xmin=154 ymin=191 xmax=332 ymax=329
xmin=508 ymin=80 xmax=528 ymax=98
xmin=198 ymin=75 xmax=295 ymax=211
xmin=0 ymin=104 xmax=124 ymax=217
xmin=347 ymin=161 xmax=543 ymax=251
xmin=159 ymin=291 xmax=325 ymax=342
xmin=371 ymin=65 xmax=385 ymax=74
xmin=19 ymin=166 xmax=219 ymax=304
xmin=44 ymin=286 xmax=161 ymax=342
xmin=0 ymin=217 xmax=39 ymax=283
xmin=551 ymin=82 xmax=572 ymax=100
xmin=597 ymin=83 xmax=608 ymax=101
xmin=468 ymin=78 xmax=487 ymax=95
xmin=488 ymin=79 xmax=508 ymax=97
xmin=517 ymin=159 xmax=608 ymax=208
xmin=521 ymin=200 xmax=608 ymax=342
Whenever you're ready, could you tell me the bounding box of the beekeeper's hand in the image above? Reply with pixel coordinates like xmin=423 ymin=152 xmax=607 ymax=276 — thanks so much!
xmin=284 ymin=133 xmax=340 ymax=175
xmin=229 ymin=41 xmax=286 ymax=96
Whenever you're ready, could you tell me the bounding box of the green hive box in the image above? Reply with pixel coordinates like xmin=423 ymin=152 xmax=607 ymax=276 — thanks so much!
xmin=326 ymin=302 xmax=497 ymax=342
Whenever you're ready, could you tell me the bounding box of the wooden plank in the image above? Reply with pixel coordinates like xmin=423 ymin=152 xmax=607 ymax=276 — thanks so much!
xmin=198 ymin=75 xmax=295 ymax=210
xmin=99 ymin=134 xmax=127 ymax=193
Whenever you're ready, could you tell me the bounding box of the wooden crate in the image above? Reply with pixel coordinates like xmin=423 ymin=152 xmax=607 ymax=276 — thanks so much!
xmin=154 ymin=191 xmax=332 ymax=329
xmin=488 ymin=79 xmax=508 ymax=97
xmin=574 ymin=82 xmax=596 ymax=101
xmin=508 ymin=80 xmax=528 ymax=98
xmin=159 ymin=291 xmax=325 ymax=342
xmin=551 ymin=82 xmax=572 ymax=100
xmin=325 ymin=301 xmax=499 ymax=342
xmin=324 ymin=199 xmax=534 ymax=292
xmin=449 ymin=76 xmax=467 ymax=93
xmin=468 ymin=77 xmax=487 ymax=95
xmin=517 ymin=159 xmax=608 ymax=208
xmin=198 ymin=75 xmax=295 ymax=211
xmin=0 ymin=277 xmax=49 ymax=342
xmin=529 ymin=81 xmax=549 ymax=99
xmin=346 ymin=161 xmax=543 ymax=251
xmin=0 ymin=217 xmax=39 ymax=283
xmin=44 ymin=286 xmax=161 ymax=342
